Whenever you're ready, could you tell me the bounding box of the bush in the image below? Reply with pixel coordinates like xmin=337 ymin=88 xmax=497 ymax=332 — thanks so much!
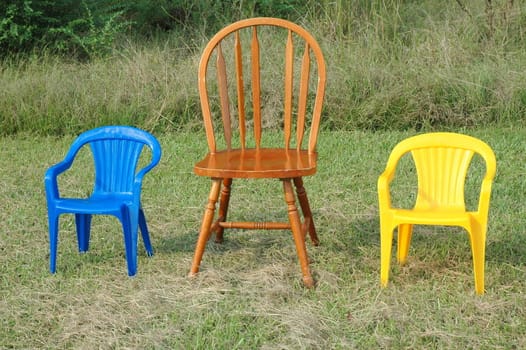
xmin=46 ymin=2 xmax=130 ymax=59
xmin=0 ymin=1 xmax=41 ymax=53
xmin=1 ymin=0 xmax=310 ymax=58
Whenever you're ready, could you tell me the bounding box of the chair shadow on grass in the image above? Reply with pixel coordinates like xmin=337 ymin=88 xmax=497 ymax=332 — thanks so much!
xmin=155 ymin=229 xmax=246 ymax=255
xmin=153 ymin=206 xmax=526 ymax=286
xmin=344 ymin=212 xmax=526 ymax=291
xmin=344 ymin=211 xmax=497 ymax=273
xmin=153 ymin=208 xmax=294 ymax=257
xmin=153 ymin=206 xmax=381 ymax=279
xmin=334 ymin=215 xmax=381 ymax=261
xmin=486 ymin=233 xmax=526 ymax=267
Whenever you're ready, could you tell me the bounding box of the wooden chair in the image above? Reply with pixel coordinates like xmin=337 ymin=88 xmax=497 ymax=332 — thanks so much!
xmin=188 ymin=18 xmax=326 ymax=287
xmin=378 ymin=132 xmax=496 ymax=294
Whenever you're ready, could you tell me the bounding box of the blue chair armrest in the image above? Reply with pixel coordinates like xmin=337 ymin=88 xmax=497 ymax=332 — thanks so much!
xmin=133 ymin=142 xmax=162 ymax=194
xmin=44 ymin=159 xmax=75 ymax=200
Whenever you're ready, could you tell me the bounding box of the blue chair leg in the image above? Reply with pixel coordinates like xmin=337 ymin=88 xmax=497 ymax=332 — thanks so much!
xmin=138 ymin=208 xmax=154 ymax=256
xmin=121 ymin=206 xmax=139 ymax=276
xmin=75 ymin=213 xmax=92 ymax=252
xmin=48 ymin=212 xmax=59 ymax=274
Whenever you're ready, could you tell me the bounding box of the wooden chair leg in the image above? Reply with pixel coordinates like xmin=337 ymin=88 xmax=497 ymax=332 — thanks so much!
xmin=214 ymin=178 xmax=232 ymax=243
xmin=293 ymin=177 xmax=319 ymax=245
xmin=189 ymin=178 xmax=222 ymax=277
xmin=283 ymin=179 xmax=314 ymax=288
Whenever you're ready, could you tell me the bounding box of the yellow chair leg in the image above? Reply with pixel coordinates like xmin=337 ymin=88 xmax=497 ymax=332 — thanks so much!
xmin=397 ymin=223 xmax=413 ymax=265
xmin=380 ymin=219 xmax=394 ymax=288
xmin=468 ymin=223 xmax=487 ymax=295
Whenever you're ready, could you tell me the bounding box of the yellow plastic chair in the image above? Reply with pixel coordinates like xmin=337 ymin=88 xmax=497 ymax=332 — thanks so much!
xmin=378 ymin=132 xmax=496 ymax=294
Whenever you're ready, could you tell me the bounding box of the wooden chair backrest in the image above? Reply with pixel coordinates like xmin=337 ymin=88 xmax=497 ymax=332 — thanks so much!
xmin=198 ymin=17 xmax=326 ymax=154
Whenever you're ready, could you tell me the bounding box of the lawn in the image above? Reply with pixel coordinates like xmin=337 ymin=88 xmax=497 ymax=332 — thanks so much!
xmin=0 ymin=128 xmax=524 ymax=348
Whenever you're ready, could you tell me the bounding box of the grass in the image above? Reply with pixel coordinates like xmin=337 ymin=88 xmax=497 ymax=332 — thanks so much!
xmin=0 ymin=128 xmax=525 ymax=348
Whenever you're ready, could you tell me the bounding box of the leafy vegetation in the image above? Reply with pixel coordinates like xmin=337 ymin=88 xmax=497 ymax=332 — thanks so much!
xmin=0 ymin=0 xmax=117 ymax=58
xmin=0 ymin=0 xmax=308 ymax=58
xmin=1 ymin=0 xmax=524 ymax=134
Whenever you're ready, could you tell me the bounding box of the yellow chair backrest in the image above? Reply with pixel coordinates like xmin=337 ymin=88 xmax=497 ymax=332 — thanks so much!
xmin=383 ymin=132 xmax=496 ymax=212
xmin=413 ymin=147 xmax=475 ymax=211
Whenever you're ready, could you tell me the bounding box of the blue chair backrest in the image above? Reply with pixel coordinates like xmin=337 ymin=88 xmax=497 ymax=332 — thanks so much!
xmin=66 ymin=126 xmax=161 ymax=195
xmin=91 ymin=139 xmax=144 ymax=193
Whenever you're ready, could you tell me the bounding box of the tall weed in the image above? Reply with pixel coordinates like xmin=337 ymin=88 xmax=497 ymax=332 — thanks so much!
xmin=1 ymin=0 xmax=525 ymax=134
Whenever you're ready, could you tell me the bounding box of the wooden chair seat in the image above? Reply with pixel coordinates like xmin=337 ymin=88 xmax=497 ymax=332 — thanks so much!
xmin=194 ymin=149 xmax=317 ymax=178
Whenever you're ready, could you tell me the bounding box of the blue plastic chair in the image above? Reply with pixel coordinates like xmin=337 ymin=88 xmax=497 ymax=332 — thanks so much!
xmin=45 ymin=126 xmax=162 ymax=276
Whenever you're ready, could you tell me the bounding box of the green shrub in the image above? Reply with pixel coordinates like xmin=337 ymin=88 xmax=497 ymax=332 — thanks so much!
xmin=46 ymin=2 xmax=130 ymax=59
xmin=0 ymin=1 xmax=41 ymax=53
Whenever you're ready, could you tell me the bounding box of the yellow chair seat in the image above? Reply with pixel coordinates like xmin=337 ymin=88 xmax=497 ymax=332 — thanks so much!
xmin=388 ymin=209 xmax=472 ymax=226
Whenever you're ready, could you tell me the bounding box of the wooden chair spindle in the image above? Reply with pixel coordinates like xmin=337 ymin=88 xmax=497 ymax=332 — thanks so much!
xmin=251 ymin=26 xmax=262 ymax=149
xmin=216 ymin=42 xmax=232 ymax=150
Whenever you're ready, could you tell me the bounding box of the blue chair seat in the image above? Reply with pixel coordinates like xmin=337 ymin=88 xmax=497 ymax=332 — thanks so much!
xmin=54 ymin=195 xmax=134 ymax=213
